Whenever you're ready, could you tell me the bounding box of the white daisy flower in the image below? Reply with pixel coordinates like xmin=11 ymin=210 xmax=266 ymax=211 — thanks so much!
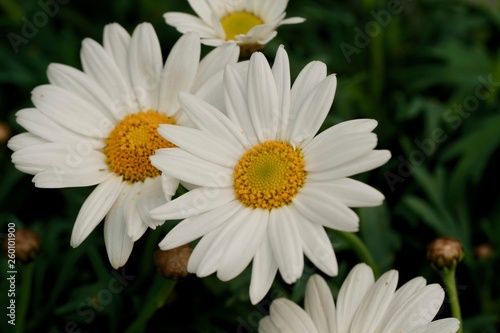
xmin=164 ymin=0 xmax=305 ymax=50
xmin=8 ymin=23 xmax=239 ymax=268
xmin=150 ymin=45 xmax=391 ymax=304
xmin=259 ymin=264 xmax=461 ymax=333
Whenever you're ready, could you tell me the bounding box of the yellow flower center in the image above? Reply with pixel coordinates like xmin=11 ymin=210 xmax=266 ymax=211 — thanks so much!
xmin=220 ymin=11 xmax=263 ymax=41
xmin=104 ymin=110 xmax=176 ymax=183
xmin=234 ymin=141 xmax=306 ymax=210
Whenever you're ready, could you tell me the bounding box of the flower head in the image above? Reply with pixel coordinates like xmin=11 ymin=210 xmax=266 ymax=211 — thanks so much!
xmin=260 ymin=264 xmax=461 ymax=333
xmin=8 ymin=23 xmax=239 ymax=268
xmin=150 ymin=46 xmax=390 ymax=303
xmin=164 ymin=0 xmax=305 ymax=51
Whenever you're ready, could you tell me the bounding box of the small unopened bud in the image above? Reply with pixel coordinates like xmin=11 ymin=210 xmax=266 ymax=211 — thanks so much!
xmin=474 ymin=243 xmax=493 ymax=260
xmin=427 ymin=237 xmax=464 ymax=269
xmin=2 ymin=228 xmax=42 ymax=263
xmin=0 ymin=121 xmax=12 ymax=145
xmin=154 ymin=244 xmax=193 ymax=279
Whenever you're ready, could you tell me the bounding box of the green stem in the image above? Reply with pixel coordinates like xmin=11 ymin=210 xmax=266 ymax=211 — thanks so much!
xmin=124 ymin=279 xmax=177 ymax=333
xmin=439 ymin=266 xmax=463 ymax=333
xmin=336 ymin=231 xmax=380 ymax=277
xmin=16 ymin=263 xmax=34 ymax=333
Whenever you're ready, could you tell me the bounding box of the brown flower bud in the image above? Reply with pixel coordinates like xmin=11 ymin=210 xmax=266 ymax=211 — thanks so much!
xmin=0 ymin=121 xmax=12 ymax=145
xmin=474 ymin=243 xmax=493 ymax=260
xmin=427 ymin=237 xmax=464 ymax=269
xmin=2 ymin=228 xmax=42 ymax=263
xmin=239 ymin=43 xmax=265 ymax=59
xmin=154 ymin=244 xmax=193 ymax=279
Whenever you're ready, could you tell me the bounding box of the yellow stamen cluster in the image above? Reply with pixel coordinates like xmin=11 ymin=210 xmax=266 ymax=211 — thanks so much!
xmin=234 ymin=141 xmax=306 ymax=209
xmin=221 ymin=11 xmax=263 ymax=41
xmin=104 ymin=110 xmax=176 ymax=183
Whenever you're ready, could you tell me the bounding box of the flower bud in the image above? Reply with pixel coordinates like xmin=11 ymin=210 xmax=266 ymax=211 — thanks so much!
xmin=474 ymin=243 xmax=493 ymax=260
xmin=2 ymin=228 xmax=41 ymax=263
xmin=427 ymin=237 xmax=464 ymax=269
xmin=154 ymin=244 xmax=193 ymax=279
xmin=0 ymin=121 xmax=12 ymax=145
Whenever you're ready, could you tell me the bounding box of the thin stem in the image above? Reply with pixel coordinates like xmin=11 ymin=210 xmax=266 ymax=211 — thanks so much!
xmin=335 ymin=231 xmax=380 ymax=277
xmin=16 ymin=263 xmax=35 ymax=333
xmin=439 ymin=266 xmax=464 ymax=333
xmin=124 ymin=279 xmax=177 ymax=333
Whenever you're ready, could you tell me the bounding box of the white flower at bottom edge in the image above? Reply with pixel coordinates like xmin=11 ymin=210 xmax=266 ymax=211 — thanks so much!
xmin=259 ymin=263 xmax=461 ymax=333
xmin=149 ymin=45 xmax=391 ymax=304
xmin=7 ymin=23 xmax=239 ymax=268
xmin=164 ymin=0 xmax=305 ymax=47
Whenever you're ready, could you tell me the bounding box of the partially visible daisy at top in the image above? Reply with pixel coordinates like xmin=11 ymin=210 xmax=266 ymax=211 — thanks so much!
xmin=8 ymin=23 xmax=239 ymax=268
xmin=164 ymin=0 xmax=305 ymax=54
xmin=149 ymin=45 xmax=391 ymax=304
xmin=260 ymin=264 xmax=460 ymax=333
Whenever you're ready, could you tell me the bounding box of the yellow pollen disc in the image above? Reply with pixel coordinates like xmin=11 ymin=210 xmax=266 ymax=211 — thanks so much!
xmin=234 ymin=141 xmax=306 ymax=210
xmin=104 ymin=110 xmax=176 ymax=183
xmin=220 ymin=11 xmax=263 ymax=41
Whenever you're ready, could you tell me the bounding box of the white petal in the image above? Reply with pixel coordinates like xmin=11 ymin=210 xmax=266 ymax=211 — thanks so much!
xmin=178 ymin=93 xmax=249 ymax=150
xmin=161 ymin=173 xmax=180 ymax=201
xmin=259 ymin=316 xmax=280 ymax=333
xmin=103 ymin=23 xmax=131 ymax=81
xmin=104 ymin=195 xmax=134 ymax=269
xmin=187 ymin=0 xmax=215 ymax=24
xmin=7 ymin=133 xmax=47 ymax=153
xmin=164 ymin=12 xmax=216 ymax=37
xmin=158 ymin=32 xmax=200 ymax=116
xmin=129 ymin=23 xmax=162 ymax=112
xmin=272 ymin=45 xmax=291 ymax=140
xmin=122 ymin=182 xmax=148 ymax=241
xmin=32 ymin=151 xmax=112 ymax=188
xmin=250 ymin=234 xmax=278 ymax=304
xmin=223 ymin=65 xmax=258 ymax=145
xmin=268 ymin=206 xmax=304 ymax=284
xmin=31 ymin=85 xmax=113 ymax=139
xmin=280 ymin=17 xmax=306 ymax=25
xmin=47 ymin=64 xmax=119 ymax=121
xmin=293 ymin=188 xmax=359 ymax=232
xmin=308 ymin=150 xmax=391 ymax=181
xmin=192 ymin=42 xmax=239 ymax=92
xmin=247 ymin=52 xmax=280 ymax=142
xmin=335 ymin=263 xmax=374 ymax=333
xmin=136 ymin=176 xmax=167 ymax=229
xmin=157 ymin=124 xmax=241 ymax=167
xmin=305 ymin=275 xmax=337 ymax=333
xmin=379 ymin=284 xmax=445 ymax=332
xmin=217 ymin=208 xmax=269 ymax=281
xmin=294 ymin=212 xmax=337 ymax=276
xmin=195 ymin=206 xmax=250 ymax=277
xmin=151 ymin=148 xmax=233 ymax=188
xmin=304 ymin=133 xmax=377 ymax=172
xmin=378 ymin=277 xmax=428 ymax=331
xmin=305 ymin=179 xmax=385 ymax=208
xmin=407 ymin=318 xmax=460 ymax=333
xmin=289 ymin=75 xmax=337 ymax=146
xmin=15 ymin=108 xmax=103 ymax=148
xmin=350 ymin=270 xmax=399 ymax=332
xmin=268 ymin=299 xmax=320 ymax=333
xmin=303 ymin=119 xmax=378 ymax=149
xmin=186 ymin=225 xmax=221 ymax=273
xmin=286 ymin=61 xmax=326 ymax=138
xmin=150 ymin=186 xmax=236 ymax=220
xmin=70 ymin=176 xmax=124 ymax=247
xmin=158 ymin=200 xmax=241 ymax=249
xmin=80 ymin=38 xmax=136 ymax=116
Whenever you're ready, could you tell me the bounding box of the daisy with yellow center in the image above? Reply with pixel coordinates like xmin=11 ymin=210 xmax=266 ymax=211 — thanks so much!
xmin=150 ymin=46 xmax=391 ymax=304
xmin=164 ymin=0 xmax=305 ymax=48
xmin=260 ymin=264 xmax=460 ymax=333
xmin=8 ymin=23 xmax=239 ymax=268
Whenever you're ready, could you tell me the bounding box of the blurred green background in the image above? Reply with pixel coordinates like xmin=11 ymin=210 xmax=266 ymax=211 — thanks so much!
xmin=1 ymin=0 xmax=500 ymax=332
